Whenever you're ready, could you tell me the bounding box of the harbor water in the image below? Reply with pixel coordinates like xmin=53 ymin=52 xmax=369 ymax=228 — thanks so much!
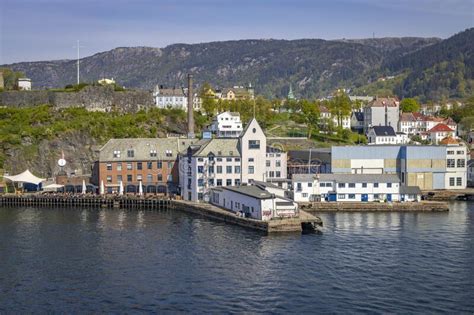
xmin=0 ymin=202 xmax=473 ymax=313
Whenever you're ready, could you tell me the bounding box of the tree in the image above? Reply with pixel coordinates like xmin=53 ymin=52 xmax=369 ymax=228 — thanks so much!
xmin=329 ymin=90 xmax=351 ymax=131
xmin=300 ymin=100 xmax=320 ymax=139
xmin=400 ymin=98 xmax=420 ymax=112
xmin=199 ymin=82 xmax=217 ymax=116
xmin=0 ymin=68 xmax=25 ymax=90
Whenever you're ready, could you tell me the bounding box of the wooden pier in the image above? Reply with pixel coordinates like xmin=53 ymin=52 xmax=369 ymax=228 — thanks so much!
xmin=0 ymin=195 xmax=171 ymax=210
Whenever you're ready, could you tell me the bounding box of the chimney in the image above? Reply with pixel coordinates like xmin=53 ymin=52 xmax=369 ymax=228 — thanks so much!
xmin=187 ymin=74 xmax=195 ymax=138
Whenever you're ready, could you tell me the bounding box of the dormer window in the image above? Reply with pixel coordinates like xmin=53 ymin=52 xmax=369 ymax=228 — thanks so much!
xmin=165 ymin=150 xmax=172 ymax=157
xmin=113 ymin=150 xmax=121 ymax=158
xmin=150 ymin=150 xmax=157 ymax=157
xmin=127 ymin=149 xmax=134 ymax=158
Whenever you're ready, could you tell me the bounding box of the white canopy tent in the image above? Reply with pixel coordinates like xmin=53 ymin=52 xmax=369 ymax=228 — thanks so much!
xmin=4 ymin=170 xmax=45 ymax=186
xmin=43 ymin=183 xmax=65 ymax=192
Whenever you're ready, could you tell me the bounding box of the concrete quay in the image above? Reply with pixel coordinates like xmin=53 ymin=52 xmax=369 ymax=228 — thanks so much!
xmin=422 ymin=189 xmax=474 ymax=201
xmin=172 ymin=200 xmax=323 ymax=233
xmin=300 ymin=201 xmax=449 ymax=212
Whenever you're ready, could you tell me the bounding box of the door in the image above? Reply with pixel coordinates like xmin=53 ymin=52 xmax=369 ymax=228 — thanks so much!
xmin=328 ymin=193 xmax=337 ymax=202
xmin=387 ymin=194 xmax=392 ymax=202
xmin=361 ymin=194 xmax=368 ymax=202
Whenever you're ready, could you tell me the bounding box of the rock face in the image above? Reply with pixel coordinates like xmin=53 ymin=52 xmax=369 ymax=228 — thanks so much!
xmin=0 ymin=86 xmax=154 ymax=112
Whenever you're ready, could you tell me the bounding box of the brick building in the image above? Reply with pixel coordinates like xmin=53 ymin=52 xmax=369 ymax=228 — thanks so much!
xmin=98 ymin=138 xmax=196 ymax=194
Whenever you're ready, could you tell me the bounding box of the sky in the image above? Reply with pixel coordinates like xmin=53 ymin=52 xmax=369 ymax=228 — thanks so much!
xmin=1 ymin=0 xmax=473 ymax=64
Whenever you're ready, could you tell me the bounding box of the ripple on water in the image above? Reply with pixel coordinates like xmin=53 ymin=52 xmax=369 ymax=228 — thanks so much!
xmin=0 ymin=203 xmax=473 ymax=313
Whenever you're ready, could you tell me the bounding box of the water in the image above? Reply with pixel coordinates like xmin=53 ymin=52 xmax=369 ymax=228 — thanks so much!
xmin=0 ymin=203 xmax=473 ymax=313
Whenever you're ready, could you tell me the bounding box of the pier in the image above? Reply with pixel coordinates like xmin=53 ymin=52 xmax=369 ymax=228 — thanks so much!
xmin=300 ymin=201 xmax=449 ymax=212
xmin=0 ymin=195 xmax=322 ymax=233
xmin=422 ymin=189 xmax=474 ymax=201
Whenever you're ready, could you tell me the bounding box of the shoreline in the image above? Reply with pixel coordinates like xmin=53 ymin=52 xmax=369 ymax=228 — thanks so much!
xmin=300 ymin=201 xmax=449 ymax=212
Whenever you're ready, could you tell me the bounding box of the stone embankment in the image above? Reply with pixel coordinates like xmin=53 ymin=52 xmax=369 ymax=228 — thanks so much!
xmin=300 ymin=201 xmax=449 ymax=212
xmin=0 ymin=86 xmax=154 ymax=112
xmin=172 ymin=200 xmax=323 ymax=233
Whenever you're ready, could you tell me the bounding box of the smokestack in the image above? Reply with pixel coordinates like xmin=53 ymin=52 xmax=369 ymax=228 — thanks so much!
xmin=187 ymin=74 xmax=194 ymax=138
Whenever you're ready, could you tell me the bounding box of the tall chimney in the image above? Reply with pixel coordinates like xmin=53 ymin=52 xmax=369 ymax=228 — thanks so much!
xmin=187 ymin=74 xmax=194 ymax=138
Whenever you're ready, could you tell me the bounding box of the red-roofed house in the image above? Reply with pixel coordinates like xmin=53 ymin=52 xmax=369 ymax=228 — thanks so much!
xmin=428 ymin=123 xmax=455 ymax=144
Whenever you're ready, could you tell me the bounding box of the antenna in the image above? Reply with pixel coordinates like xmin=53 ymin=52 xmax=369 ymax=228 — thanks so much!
xmin=73 ymin=40 xmax=84 ymax=84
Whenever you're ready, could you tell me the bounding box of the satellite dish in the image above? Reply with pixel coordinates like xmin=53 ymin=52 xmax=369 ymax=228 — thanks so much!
xmin=58 ymin=158 xmax=66 ymax=167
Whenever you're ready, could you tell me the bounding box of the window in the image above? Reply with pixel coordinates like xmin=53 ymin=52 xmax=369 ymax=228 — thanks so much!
xmin=308 ymin=183 xmax=313 ymax=187
xmin=198 ymin=193 xmax=203 ymax=200
xmin=198 ymin=158 xmax=203 ymax=162
xmin=248 ymin=140 xmax=260 ymax=149
xmin=209 ymin=166 xmax=214 ymax=174
xmin=348 ymin=183 xmax=355 ymax=188
xmin=147 ymin=174 xmax=153 ymax=182
xmin=226 ymin=179 xmax=232 ymax=186
xmin=362 ymin=183 xmax=367 ymax=188
xmin=117 ymin=175 xmax=122 ymax=182
xmin=217 ymin=179 xmax=222 ymax=186
xmin=226 ymin=166 xmax=232 ymax=174
xmin=338 ymin=183 xmax=345 ymax=188
xmin=150 ymin=150 xmax=157 ymax=157
xmin=106 ymin=176 xmax=112 ymax=183
xmin=387 ymin=183 xmax=392 ymax=188
xmin=158 ymin=174 xmax=163 ymax=182
xmin=147 ymin=162 xmax=153 ymax=170
xmin=449 ymin=177 xmax=455 ymax=186
xmin=235 ymin=179 xmax=241 ymax=186
xmin=113 ymin=150 xmax=121 ymax=158
xmin=297 ymin=183 xmax=302 ymax=191
xmin=266 ymin=160 xmax=271 ymax=167
xmin=235 ymin=166 xmax=241 ymax=174
xmin=127 ymin=163 xmax=133 ymax=170
xmin=127 ymin=174 xmax=133 ymax=181
xmin=338 ymin=194 xmax=345 ymax=199
xmin=276 ymin=171 xmax=281 ymax=178
xmin=276 ymin=161 xmax=281 ymax=167
xmin=137 ymin=175 xmax=142 ymax=181
xmin=198 ymin=179 xmax=204 ymax=187
xmin=374 ymin=194 xmax=380 ymax=200
xmin=127 ymin=149 xmax=134 ymax=158
xmin=248 ymin=166 xmax=254 ymax=174
xmin=157 ymin=161 xmax=162 ymax=169
xmin=217 ymin=166 xmax=222 ymax=174
xmin=208 ymin=155 xmax=214 ymax=161
xmin=208 ymin=179 xmax=214 ymax=186
xmin=106 ymin=163 xmax=112 ymax=171
xmin=226 ymin=157 xmax=232 ymax=162
xmin=165 ymin=150 xmax=173 ymax=157
xmin=326 ymin=182 xmax=332 ymax=187
xmin=137 ymin=162 xmax=143 ymax=170
xmin=235 ymin=158 xmax=240 ymax=162
xmin=374 ymin=183 xmax=379 ymax=188
xmin=168 ymin=162 xmax=173 ymax=169
xmin=217 ymin=158 xmax=222 ymax=162
xmin=198 ymin=166 xmax=204 ymax=173
xmin=447 ymin=159 xmax=455 ymax=168
xmin=447 ymin=150 xmax=454 ymax=155
xmin=269 ymin=171 xmax=275 ymax=178
xmin=117 ymin=163 xmax=122 ymax=171
xmin=302 ymin=193 xmax=308 ymax=198
xmin=457 ymin=151 xmax=464 ymax=155
xmin=248 ymin=158 xmax=254 ymax=162
xmin=457 ymin=177 xmax=462 ymax=186
xmin=457 ymin=159 xmax=465 ymax=168
xmin=348 ymin=194 xmax=355 ymax=199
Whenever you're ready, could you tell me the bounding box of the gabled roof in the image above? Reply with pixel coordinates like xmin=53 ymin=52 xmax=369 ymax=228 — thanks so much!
xmin=367 ymin=97 xmax=399 ymax=107
xmin=216 ymin=185 xmax=274 ymax=199
xmin=352 ymin=111 xmax=364 ymax=121
xmin=156 ymin=88 xmax=185 ymax=97
xmin=400 ymin=186 xmax=422 ymax=195
xmin=192 ymin=138 xmax=240 ymax=157
xmin=439 ymin=136 xmax=459 ymax=145
xmin=370 ymin=126 xmax=396 ymax=136
xmin=428 ymin=123 xmax=454 ymax=133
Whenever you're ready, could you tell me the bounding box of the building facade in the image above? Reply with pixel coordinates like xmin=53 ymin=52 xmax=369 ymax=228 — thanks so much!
xmin=331 ymin=144 xmax=468 ymax=190
xmin=17 ymin=78 xmax=32 ymax=90
xmin=209 ymin=111 xmax=243 ymax=138
xmin=98 ymin=138 xmax=196 ymax=194
xmin=179 ymin=118 xmax=287 ymax=201
xmin=363 ymin=97 xmax=400 ymax=133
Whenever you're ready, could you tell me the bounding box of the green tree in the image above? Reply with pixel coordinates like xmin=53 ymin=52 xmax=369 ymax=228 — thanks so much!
xmin=0 ymin=68 xmax=25 ymax=90
xmin=400 ymin=98 xmax=420 ymax=112
xmin=300 ymin=100 xmax=320 ymax=139
xmin=329 ymin=91 xmax=351 ymax=131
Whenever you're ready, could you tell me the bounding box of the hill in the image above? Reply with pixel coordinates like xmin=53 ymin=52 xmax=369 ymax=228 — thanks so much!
xmin=2 ymin=37 xmax=442 ymax=99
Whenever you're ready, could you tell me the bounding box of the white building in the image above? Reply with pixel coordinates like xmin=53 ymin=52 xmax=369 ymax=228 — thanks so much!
xmin=467 ymin=160 xmax=474 ymax=187
xmin=179 ymin=118 xmax=288 ymax=201
xmin=209 ymin=112 xmax=243 ymax=138
xmin=427 ymin=123 xmax=456 ymax=144
xmin=210 ymin=184 xmax=298 ymax=221
xmin=367 ymin=126 xmax=409 ymax=145
xmin=320 ymin=106 xmax=351 ymax=130
xmin=292 ymin=173 xmax=408 ymax=202
xmin=17 ymin=78 xmax=31 ymax=90
xmin=153 ymin=86 xmax=187 ymax=110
